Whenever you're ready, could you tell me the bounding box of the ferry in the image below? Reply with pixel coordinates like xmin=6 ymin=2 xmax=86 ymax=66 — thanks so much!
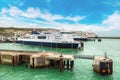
xmin=16 ymin=31 xmax=82 ymax=49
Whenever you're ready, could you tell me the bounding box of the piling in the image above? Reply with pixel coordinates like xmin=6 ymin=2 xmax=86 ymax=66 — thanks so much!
xmin=70 ymin=61 xmax=74 ymax=70
xmin=32 ymin=58 xmax=35 ymax=68
xmin=25 ymin=56 xmax=29 ymax=67
xmin=67 ymin=60 xmax=69 ymax=70
xmin=59 ymin=55 xmax=63 ymax=72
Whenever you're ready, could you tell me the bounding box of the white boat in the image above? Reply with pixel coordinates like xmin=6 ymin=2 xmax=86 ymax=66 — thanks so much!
xmin=16 ymin=31 xmax=82 ymax=49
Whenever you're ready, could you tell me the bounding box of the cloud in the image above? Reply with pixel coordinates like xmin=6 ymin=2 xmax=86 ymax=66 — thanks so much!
xmin=65 ymin=16 xmax=85 ymax=22
xmin=53 ymin=10 xmax=120 ymax=34
xmin=1 ymin=6 xmax=84 ymax=22
xmin=102 ymin=11 xmax=120 ymax=30
xmin=0 ymin=6 xmax=120 ymax=36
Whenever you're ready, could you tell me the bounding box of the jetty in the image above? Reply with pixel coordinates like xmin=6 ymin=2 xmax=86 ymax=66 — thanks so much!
xmin=0 ymin=50 xmax=113 ymax=75
xmin=0 ymin=50 xmax=74 ymax=72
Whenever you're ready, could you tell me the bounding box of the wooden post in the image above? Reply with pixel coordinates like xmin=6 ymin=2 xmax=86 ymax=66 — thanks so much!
xmin=32 ymin=58 xmax=35 ymax=68
xmin=25 ymin=57 xmax=28 ymax=67
xmin=59 ymin=55 xmax=63 ymax=72
xmin=50 ymin=60 xmax=55 ymax=68
xmin=59 ymin=58 xmax=63 ymax=72
xmin=63 ymin=60 xmax=66 ymax=68
xmin=67 ymin=60 xmax=69 ymax=70
xmin=12 ymin=56 xmax=15 ymax=66
xmin=14 ymin=55 xmax=17 ymax=66
xmin=70 ymin=61 xmax=74 ymax=70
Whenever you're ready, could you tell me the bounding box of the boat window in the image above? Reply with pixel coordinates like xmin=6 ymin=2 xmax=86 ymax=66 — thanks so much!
xmin=22 ymin=36 xmax=31 ymax=39
xmin=38 ymin=36 xmax=46 ymax=39
xmin=32 ymin=36 xmax=35 ymax=39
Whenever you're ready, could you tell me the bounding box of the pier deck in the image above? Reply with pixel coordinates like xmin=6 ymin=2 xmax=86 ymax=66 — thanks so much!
xmin=0 ymin=50 xmax=113 ymax=75
xmin=0 ymin=50 xmax=74 ymax=71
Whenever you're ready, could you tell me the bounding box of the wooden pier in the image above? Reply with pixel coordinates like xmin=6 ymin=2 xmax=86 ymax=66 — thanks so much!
xmin=0 ymin=50 xmax=74 ymax=72
xmin=0 ymin=50 xmax=113 ymax=75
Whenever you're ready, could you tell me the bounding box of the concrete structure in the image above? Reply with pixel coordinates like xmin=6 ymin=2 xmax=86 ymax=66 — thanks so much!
xmin=92 ymin=56 xmax=113 ymax=75
xmin=0 ymin=50 xmax=113 ymax=75
xmin=0 ymin=50 xmax=74 ymax=72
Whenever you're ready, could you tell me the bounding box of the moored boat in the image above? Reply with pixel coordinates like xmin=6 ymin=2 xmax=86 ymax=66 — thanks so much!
xmin=16 ymin=31 xmax=82 ymax=49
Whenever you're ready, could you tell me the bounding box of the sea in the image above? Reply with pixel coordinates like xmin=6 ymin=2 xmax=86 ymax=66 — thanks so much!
xmin=0 ymin=39 xmax=120 ymax=80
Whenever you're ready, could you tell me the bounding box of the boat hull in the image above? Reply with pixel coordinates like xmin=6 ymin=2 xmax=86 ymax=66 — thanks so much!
xmin=74 ymin=38 xmax=88 ymax=41
xmin=74 ymin=38 xmax=95 ymax=41
xmin=16 ymin=41 xmax=80 ymax=49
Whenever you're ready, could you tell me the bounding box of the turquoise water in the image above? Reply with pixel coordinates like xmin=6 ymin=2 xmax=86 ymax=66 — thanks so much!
xmin=0 ymin=39 xmax=120 ymax=80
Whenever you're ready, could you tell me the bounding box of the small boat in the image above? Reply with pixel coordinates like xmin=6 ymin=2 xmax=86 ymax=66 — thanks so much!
xmin=16 ymin=31 xmax=82 ymax=49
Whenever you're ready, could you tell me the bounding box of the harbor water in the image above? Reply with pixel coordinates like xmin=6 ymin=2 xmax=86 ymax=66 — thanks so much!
xmin=0 ymin=39 xmax=120 ymax=80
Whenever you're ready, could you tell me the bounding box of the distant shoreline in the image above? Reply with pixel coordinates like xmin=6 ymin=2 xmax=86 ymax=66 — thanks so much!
xmin=98 ymin=37 xmax=120 ymax=39
xmin=89 ymin=37 xmax=120 ymax=39
xmin=0 ymin=27 xmax=120 ymax=39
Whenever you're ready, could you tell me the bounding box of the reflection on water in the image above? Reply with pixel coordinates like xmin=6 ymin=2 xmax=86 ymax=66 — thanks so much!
xmin=0 ymin=43 xmax=80 ymax=54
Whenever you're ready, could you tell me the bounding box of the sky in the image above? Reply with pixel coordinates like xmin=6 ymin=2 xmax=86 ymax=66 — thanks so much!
xmin=0 ymin=0 xmax=120 ymax=37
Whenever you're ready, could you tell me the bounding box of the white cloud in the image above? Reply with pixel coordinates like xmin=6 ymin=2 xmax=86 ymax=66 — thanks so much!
xmin=0 ymin=6 xmax=120 ymax=36
xmin=1 ymin=6 xmax=84 ymax=22
xmin=102 ymin=11 xmax=120 ymax=30
xmin=53 ymin=11 xmax=120 ymax=35
xmin=65 ymin=16 xmax=84 ymax=22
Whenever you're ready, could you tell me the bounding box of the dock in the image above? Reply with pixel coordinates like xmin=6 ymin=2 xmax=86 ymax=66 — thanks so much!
xmin=0 ymin=50 xmax=113 ymax=75
xmin=0 ymin=50 xmax=74 ymax=72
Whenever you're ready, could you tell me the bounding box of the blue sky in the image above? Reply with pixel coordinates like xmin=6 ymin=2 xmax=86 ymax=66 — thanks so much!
xmin=0 ymin=0 xmax=120 ymax=36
